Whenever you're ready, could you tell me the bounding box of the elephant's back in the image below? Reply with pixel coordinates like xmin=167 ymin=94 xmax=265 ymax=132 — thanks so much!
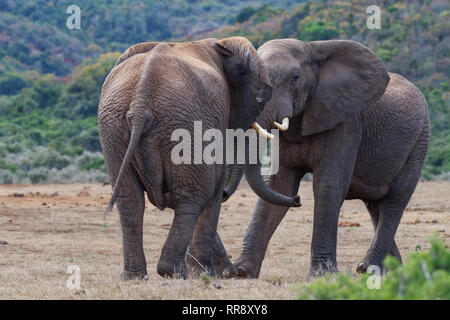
xmin=98 ymin=52 xmax=148 ymax=120
xmin=362 ymin=73 xmax=429 ymax=140
xmin=144 ymin=48 xmax=227 ymax=130
xmin=99 ymin=44 xmax=227 ymax=125
xmin=380 ymin=73 xmax=428 ymax=119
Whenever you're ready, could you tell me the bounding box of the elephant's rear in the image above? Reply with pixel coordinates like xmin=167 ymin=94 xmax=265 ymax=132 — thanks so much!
xmin=379 ymin=73 xmax=430 ymax=159
xmin=356 ymin=73 xmax=429 ymax=189
xmin=99 ymin=43 xmax=227 ymax=210
xmin=98 ymin=51 xmax=147 ymax=191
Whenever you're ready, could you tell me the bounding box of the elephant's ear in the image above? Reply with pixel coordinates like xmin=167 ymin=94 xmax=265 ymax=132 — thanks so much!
xmin=115 ymin=42 xmax=175 ymax=67
xmin=301 ymin=40 xmax=389 ymax=136
xmin=213 ymin=37 xmax=272 ymax=130
xmin=214 ymin=37 xmax=271 ymax=87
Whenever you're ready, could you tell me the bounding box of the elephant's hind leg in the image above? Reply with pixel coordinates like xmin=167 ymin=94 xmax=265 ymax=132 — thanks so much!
xmin=157 ymin=202 xmax=202 ymax=278
xmin=116 ymin=168 xmax=147 ymax=280
xmin=358 ymin=200 xmax=402 ymax=273
xmin=357 ymin=130 xmax=428 ymax=273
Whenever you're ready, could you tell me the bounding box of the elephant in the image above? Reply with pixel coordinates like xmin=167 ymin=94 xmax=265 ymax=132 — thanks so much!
xmin=97 ymin=37 xmax=300 ymax=280
xmin=219 ymin=38 xmax=430 ymax=277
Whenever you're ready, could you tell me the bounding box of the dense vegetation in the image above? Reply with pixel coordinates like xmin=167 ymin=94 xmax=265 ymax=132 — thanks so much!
xmin=0 ymin=53 xmax=119 ymax=183
xmin=0 ymin=0 xmax=448 ymax=183
xmin=0 ymin=0 xmax=302 ymax=76
xmin=294 ymin=237 xmax=450 ymax=299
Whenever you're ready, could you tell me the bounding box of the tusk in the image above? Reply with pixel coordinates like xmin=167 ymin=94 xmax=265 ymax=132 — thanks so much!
xmin=274 ymin=117 xmax=289 ymax=131
xmin=251 ymin=122 xmax=274 ymax=140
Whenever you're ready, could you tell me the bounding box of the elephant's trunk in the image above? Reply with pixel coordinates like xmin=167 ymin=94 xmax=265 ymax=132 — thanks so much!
xmin=244 ymin=162 xmax=300 ymax=207
xmin=222 ymin=134 xmax=301 ymax=207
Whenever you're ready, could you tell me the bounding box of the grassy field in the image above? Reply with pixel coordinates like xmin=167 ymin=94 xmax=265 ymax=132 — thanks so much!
xmin=0 ymin=181 xmax=448 ymax=299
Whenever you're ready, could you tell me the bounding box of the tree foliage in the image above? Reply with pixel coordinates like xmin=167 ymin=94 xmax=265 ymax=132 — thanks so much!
xmin=0 ymin=0 xmax=449 ymax=182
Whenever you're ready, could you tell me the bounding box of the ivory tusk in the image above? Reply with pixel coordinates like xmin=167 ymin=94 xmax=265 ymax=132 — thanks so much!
xmin=251 ymin=122 xmax=274 ymax=140
xmin=274 ymin=117 xmax=289 ymax=131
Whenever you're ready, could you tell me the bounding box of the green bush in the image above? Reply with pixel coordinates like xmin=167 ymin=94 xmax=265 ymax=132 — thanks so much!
xmin=236 ymin=7 xmax=256 ymax=23
xmin=0 ymin=159 xmax=18 ymax=173
xmin=294 ymin=237 xmax=450 ymax=300
xmin=28 ymin=167 xmax=50 ymax=184
xmin=0 ymin=72 xmax=28 ymax=95
xmin=299 ymin=21 xmax=339 ymax=41
xmin=376 ymin=47 xmax=397 ymax=61
xmin=77 ymin=153 xmax=105 ymax=171
xmin=28 ymin=147 xmax=71 ymax=170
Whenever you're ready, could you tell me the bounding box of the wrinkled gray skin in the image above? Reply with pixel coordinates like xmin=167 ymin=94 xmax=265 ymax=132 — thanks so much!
xmin=98 ymin=37 xmax=299 ymax=280
xmin=220 ymin=39 xmax=430 ymax=277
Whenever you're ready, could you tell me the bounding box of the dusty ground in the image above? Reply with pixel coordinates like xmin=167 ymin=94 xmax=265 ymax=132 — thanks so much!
xmin=0 ymin=181 xmax=448 ymax=299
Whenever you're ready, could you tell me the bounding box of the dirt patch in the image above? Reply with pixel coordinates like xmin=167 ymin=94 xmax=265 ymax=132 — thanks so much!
xmin=0 ymin=181 xmax=448 ymax=299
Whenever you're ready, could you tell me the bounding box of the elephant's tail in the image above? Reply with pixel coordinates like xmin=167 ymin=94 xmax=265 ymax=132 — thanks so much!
xmin=106 ymin=108 xmax=153 ymax=214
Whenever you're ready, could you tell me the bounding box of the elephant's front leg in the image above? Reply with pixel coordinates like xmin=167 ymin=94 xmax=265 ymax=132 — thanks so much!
xmin=309 ymin=184 xmax=342 ymax=275
xmin=309 ymin=152 xmax=358 ymax=275
xmin=233 ymin=165 xmax=304 ymax=278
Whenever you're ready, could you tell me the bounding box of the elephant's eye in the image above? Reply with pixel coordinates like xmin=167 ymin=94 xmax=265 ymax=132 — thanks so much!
xmin=256 ymin=88 xmax=264 ymax=103
xmin=290 ymin=75 xmax=300 ymax=85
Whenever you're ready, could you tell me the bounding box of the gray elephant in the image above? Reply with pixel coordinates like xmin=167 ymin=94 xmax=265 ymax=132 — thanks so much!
xmin=98 ymin=37 xmax=299 ymax=280
xmin=220 ymin=39 xmax=429 ymax=277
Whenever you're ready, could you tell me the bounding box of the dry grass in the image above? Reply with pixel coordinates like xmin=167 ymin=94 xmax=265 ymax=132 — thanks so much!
xmin=0 ymin=181 xmax=448 ymax=299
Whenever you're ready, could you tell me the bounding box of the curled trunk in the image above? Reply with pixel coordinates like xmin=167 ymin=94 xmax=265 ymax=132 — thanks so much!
xmin=244 ymin=163 xmax=300 ymax=207
xmin=221 ymin=137 xmax=300 ymax=207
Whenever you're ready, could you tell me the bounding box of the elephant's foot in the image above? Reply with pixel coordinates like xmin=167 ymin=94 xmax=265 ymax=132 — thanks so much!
xmin=356 ymin=260 xmax=385 ymax=274
xmin=157 ymin=259 xmax=187 ymax=279
xmin=309 ymin=258 xmax=338 ymax=277
xmin=356 ymin=249 xmax=402 ymax=274
xmin=232 ymin=257 xmax=260 ymax=278
xmin=356 ymin=261 xmax=369 ymax=274
xmin=186 ymin=233 xmax=238 ymax=278
xmin=185 ymin=250 xmax=237 ymax=278
xmin=185 ymin=251 xmax=215 ymax=277
xmin=121 ymin=270 xmax=149 ymax=281
xmin=356 ymin=257 xmax=395 ymax=274
xmin=214 ymin=254 xmax=238 ymax=278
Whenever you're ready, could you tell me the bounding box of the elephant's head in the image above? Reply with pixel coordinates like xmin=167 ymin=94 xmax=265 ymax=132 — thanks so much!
xmin=213 ymin=37 xmax=300 ymax=207
xmin=222 ymin=39 xmax=388 ymax=206
xmin=214 ymin=37 xmax=273 ymax=132
xmin=254 ymin=38 xmax=390 ymax=135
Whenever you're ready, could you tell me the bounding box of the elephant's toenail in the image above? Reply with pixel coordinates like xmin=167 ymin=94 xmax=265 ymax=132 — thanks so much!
xmin=237 ymin=266 xmax=249 ymax=278
xmin=356 ymin=262 xmax=368 ymax=273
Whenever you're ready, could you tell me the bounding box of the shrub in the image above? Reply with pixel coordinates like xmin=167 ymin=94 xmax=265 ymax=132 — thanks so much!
xmin=294 ymin=237 xmax=450 ymax=300
xmin=376 ymin=48 xmax=396 ymax=61
xmin=0 ymin=72 xmax=28 ymax=95
xmin=299 ymin=21 xmax=339 ymax=41
xmin=0 ymin=169 xmax=16 ymax=184
xmin=76 ymin=152 xmax=105 ymax=171
xmin=27 ymin=167 xmax=50 ymax=184
xmin=28 ymin=147 xmax=71 ymax=170
xmin=236 ymin=7 xmax=256 ymax=23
